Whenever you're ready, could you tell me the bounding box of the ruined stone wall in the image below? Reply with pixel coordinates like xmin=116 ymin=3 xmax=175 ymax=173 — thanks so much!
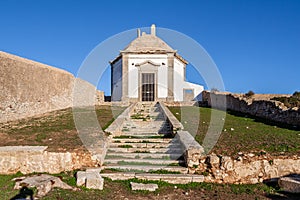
xmin=0 ymin=51 xmax=104 ymax=123
xmin=202 ymin=91 xmax=300 ymax=127
xmin=0 ymin=146 xmax=96 ymax=174
xmin=187 ymin=153 xmax=300 ymax=184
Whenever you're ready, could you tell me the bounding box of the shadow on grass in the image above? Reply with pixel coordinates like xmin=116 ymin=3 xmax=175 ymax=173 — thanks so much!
xmin=263 ymin=174 xmax=300 ymax=200
xmin=10 ymin=186 xmax=34 ymax=200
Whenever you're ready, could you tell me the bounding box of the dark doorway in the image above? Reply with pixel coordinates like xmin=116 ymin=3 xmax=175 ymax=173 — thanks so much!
xmin=142 ymin=73 xmax=155 ymax=101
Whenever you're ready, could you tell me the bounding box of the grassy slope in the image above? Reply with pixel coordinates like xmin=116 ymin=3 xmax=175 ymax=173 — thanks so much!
xmin=168 ymin=106 xmax=300 ymax=156
xmin=0 ymin=106 xmax=125 ymax=152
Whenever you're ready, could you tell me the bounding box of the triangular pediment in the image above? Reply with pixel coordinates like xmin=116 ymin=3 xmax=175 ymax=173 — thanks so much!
xmin=135 ymin=60 xmax=160 ymax=67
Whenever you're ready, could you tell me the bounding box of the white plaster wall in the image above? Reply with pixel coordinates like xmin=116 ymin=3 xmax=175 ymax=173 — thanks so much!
xmin=157 ymin=65 xmax=168 ymax=98
xmin=173 ymin=58 xmax=204 ymax=101
xmin=173 ymin=58 xmax=185 ymax=101
xmin=111 ymin=59 xmax=122 ymax=101
xmin=128 ymin=61 xmax=139 ymax=98
xmin=128 ymin=54 xmax=168 ymax=99
xmin=183 ymin=82 xmax=204 ymax=101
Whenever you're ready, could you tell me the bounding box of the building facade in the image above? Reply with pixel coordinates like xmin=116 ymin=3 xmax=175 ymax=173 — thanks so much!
xmin=110 ymin=25 xmax=203 ymax=102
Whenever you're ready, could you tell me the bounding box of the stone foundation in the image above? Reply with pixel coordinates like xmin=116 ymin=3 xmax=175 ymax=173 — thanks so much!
xmin=0 ymin=146 xmax=96 ymax=174
xmin=190 ymin=153 xmax=300 ymax=184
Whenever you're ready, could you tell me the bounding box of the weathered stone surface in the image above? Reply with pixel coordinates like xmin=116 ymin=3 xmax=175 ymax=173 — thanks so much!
xmin=76 ymin=170 xmax=104 ymax=190
xmin=188 ymin=152 xmax=300 ymax=184
xmin=13 ymin=174 xmax=74 ymax=197
xmin=86 ymin=167 xmax=102 ymax=173
xmin=0 ymin=51 xmax=104 ymax=123
xmin=101 ymin=172 xmax=204 ymax=184
xmin=279 ymin=176 xmax=300 ymax=193
xmin=76 ymin=171 xmax=87 ymax=186
xmin=159 ymin=102 xmax=184 ymax=131
xmin=202 ymin=91 xmax=300 ymax=127
xmin=101 ymin=172 xmax=136 ymax=180
xmin=176 ymin=131 xmax=204 ymax=168
xmin=105 ymin=103 xmax=136 ymax=135
xmin=0 ymin=146 xmax=96 ymax=174
xmin=130 ymin=182 xmax=158 ymax=191
xmin=86 ymin=172 xmax=104 ymax=190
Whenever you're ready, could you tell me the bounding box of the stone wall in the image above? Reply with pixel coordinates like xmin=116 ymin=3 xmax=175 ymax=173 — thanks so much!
xmin=104 ymin=103 xmax=136 ymax=135
xmin=159 ymin=102 xmax=184 ymax=132
xmin=0 ymin=51 xmax=104 ymax=123
xmin=202 ymin=91 xmax=300 ymax=127
xmin=188 ymin=153 xmax=300 ymax=184
xmin=0 ymin=146 xmax=96 ymax=174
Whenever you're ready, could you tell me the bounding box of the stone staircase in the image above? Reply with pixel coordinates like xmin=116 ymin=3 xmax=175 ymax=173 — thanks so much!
xmin=101 ymin=102 xmax=204 ymax=184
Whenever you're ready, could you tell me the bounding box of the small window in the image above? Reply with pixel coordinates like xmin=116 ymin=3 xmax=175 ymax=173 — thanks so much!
xmin=184 ymin=89 xmax=193 ymax=94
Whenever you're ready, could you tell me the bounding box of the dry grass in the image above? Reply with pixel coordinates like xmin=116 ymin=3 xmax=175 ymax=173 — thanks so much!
xmin=0 ymin=106 xmax=125 ymax=152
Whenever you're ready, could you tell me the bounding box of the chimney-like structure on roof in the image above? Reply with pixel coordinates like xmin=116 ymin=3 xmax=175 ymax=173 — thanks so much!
xmin=151 ymin=24 xmax=156 ymax=36
xmin=137 ymin=28 xmax=141 ymax=38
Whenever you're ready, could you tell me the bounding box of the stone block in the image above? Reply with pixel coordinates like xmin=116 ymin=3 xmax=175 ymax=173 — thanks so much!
xmin=86 ymin=167 xmax=102 ymax=173
xmin=86 ymin=172 xmax=104 ymax=190
xmin=101 ymin=172 xmax=136 ymax=180
xmin=191 ymin=175 xmax=204 ymax=183
xmin=76 ymin=171 xmax=87 ymax=186
xmin=130 ymin=182 xmax=158 ymax=191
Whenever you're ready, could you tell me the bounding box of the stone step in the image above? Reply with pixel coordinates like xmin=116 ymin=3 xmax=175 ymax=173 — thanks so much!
xmin=113 ymin=134 xmax=170 ymax=138
xmin=107 ymin=147 xmax=183 ymax=154
xmin=109 ymin=142 xmax=181 ymax=149
xmin=100 ymin=172 xmax=204 ymax=184
xmin=112 ymin=138 xmax=174 ymax=143
xmin=120 ymin=132 xmax=171 ymax=136
xmin=102 ymin=165 xmax=188 ymax=174
xmin=104 ymin=158 xmax=184 ymax=165
xmin=105 ymin=152 xmax=183 ymax=159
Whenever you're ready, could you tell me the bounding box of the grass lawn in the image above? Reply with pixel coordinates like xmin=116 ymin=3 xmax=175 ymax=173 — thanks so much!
xmin=0 ymin=106 xmax=125 ymax=152
xmin=1 ymin=171 xmax=294 ymax=200
xmin=168 ymin=106 xmax=300 ymax=156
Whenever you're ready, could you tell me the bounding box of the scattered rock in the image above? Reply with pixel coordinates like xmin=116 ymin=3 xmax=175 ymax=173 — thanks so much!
xmin=248 ymin=153 xmax=255 ymax=157
xmin=13 ymin=174 xmax=74 ymax=197
xmin=130 ymin=182 xmax=158 ymax=191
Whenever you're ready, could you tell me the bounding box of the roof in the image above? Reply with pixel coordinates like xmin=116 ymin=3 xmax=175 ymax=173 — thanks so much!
xmin=110 ymin=25 xmax=188 ymax=65
xmin=121 ymin=33 xmax=176 ymax=53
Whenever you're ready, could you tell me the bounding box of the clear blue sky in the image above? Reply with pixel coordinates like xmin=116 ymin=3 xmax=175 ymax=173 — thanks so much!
xmin=1 ymin=0 xmax=299 ymax=95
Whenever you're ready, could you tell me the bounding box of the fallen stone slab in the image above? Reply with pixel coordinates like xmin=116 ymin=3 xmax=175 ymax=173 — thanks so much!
xmin=100 ymin=172 xmax=204 ymax=184
xmin=102 ymin=164 xmax=188 ymax=173
xmin=76 ymin=170 xmax=104 ymax=190
xmin=101 ymin=172 xmax=136 ymax=180
xmin=135 ymin=173 xmax=204 ymax=184
xmin=13 ymin=174 xmax=74 ymax=198
xmin=86 ymin=167 xmax=102 ymax=173
xmin=130 ymin=182 xmax=158 ymax=191
xmin=278 ymin=176 xmax=300 ymax=193
xmin=86 ymin=172 xmax=104 ymax=190
xmin=76 ymin=171 xmax=87 ymax=186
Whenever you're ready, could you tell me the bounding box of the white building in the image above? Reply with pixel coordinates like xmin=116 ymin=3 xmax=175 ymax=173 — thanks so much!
xmin=110 ymin=24 xmax=204 ymax=102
